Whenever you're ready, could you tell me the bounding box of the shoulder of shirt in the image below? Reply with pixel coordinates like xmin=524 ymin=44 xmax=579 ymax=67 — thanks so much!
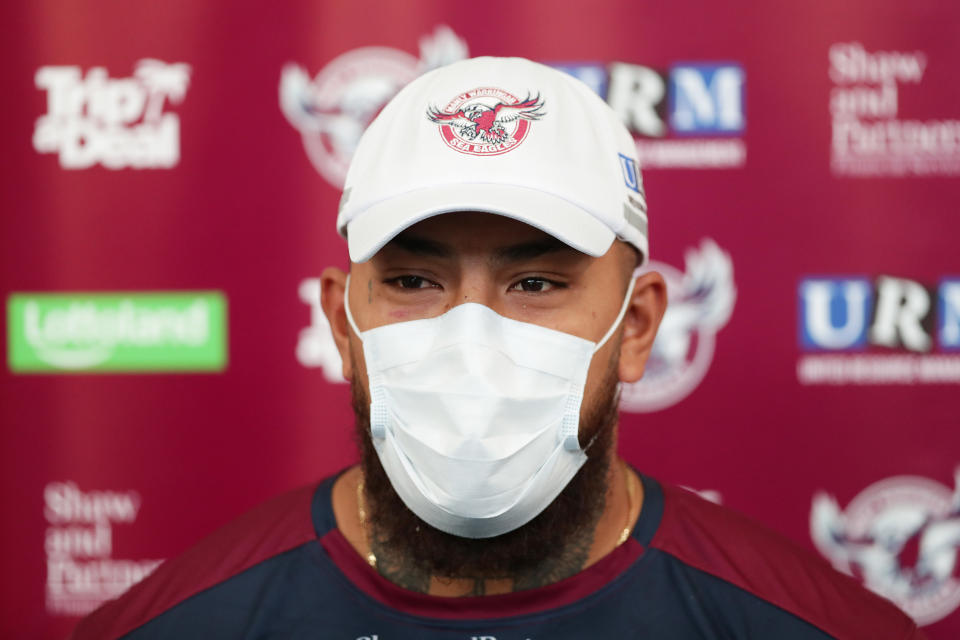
xmin=69 ymin=476 xmax=337 ymax=640
xmin=648 ymin=480 xmax=928 ymax=640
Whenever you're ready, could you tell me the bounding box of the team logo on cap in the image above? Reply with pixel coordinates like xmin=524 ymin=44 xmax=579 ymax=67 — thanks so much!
xmin=427 ymin=88 xmax=545 ymax=156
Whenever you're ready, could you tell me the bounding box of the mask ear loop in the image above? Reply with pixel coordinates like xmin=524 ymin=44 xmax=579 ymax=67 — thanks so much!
xmin=342 ymin=275 xmax=388 ymax=439
xmin=576 ymin=380 xmax=624 ymax=454
xmin=562 ymin=277 xmax=639 ymax=452
xmin=592 ymin=276 xmax=638 ymax=354
xmin=343 ymin=274 xmax=362 ymax=337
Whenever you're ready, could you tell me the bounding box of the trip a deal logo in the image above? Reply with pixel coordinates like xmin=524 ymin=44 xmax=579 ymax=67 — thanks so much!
xmin=7 ymin=292 xmax=227 ymax=373
xmin=797 ymin=276 xmax=960 ymax=385
xmin=33 ymin=60 xmax=191 ymax=170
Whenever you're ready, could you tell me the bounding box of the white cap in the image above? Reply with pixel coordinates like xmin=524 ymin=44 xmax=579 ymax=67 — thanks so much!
xmin=337 ymin=56 xmax=648 ymax=264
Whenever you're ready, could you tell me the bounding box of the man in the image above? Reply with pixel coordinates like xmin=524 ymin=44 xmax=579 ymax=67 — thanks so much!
xmin=73 ymin=56 xmax=925 ymax=639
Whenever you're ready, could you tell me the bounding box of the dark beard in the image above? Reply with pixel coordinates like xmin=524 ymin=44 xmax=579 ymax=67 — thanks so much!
xmin=351 ymin=363 xmax=620 ymax=590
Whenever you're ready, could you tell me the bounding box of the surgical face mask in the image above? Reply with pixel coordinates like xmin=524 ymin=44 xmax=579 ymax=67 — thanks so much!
xmin=344 ymin=275 xmax=635 ymax=538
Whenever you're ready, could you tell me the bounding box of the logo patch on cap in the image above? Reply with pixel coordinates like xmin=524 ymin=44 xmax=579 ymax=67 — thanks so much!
xmin=618 ymin=153 xmax=642 ymax=194
xmin=426 ymin=88 xmax=544 ymax=156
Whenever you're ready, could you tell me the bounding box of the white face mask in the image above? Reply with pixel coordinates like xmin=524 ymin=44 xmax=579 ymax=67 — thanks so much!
xmin=344 ymin=275 xmax=635 ymax=539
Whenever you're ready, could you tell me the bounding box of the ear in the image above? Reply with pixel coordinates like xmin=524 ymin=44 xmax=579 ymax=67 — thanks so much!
xmin=618 ymin=271 xmax=667 ymax=383
xmin=320 ymin=266 xmax=354 ymax=380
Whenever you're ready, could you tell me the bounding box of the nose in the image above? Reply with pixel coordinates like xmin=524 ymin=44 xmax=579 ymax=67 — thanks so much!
xmin=448 ymin=272 xmax=499 ymax=314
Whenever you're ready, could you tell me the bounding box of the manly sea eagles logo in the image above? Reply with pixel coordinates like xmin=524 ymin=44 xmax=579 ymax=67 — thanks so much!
xmin=811 ymin=470 xmax=960 ymax=626
xmin=427 ymin=88 xmax=545 ymax=156
xmin=620 ymin=239 xmax=736 ymax=413
xmin=280 ymin=26 xmax=468 ymax=188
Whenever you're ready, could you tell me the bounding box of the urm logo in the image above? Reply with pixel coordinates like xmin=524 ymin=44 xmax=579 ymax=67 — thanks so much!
xmin=618 ymin=153 xmax=641 ymax=193
xmin=799 ymin=277 xmax=960 ymax=352
xmin=940 ymin=279 xmax=960 ymax=350
xmin=669 ymin=64 xmax=745 ymax=134
xmin=799 ymin=279 xmax=873 ymax=350
xmin=577 ymin=62 xmax=745 ymax=138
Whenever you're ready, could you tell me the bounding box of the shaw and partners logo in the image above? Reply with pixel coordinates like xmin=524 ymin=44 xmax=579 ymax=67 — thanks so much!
xmin=44 ymin=481 xmax=162 ymax=616
xmin=620 ymin=239 xmax=736 ymax=413
xmin=797 ymin=276 xmax=960 ymax=384
xmin=33 ymin=59 xmax=191 ymax=169
xmin=7 ymin=292 xmax=227 ymax=373
xmin=811 ymin=470 xmax=960 ymax=626
xmin=829 ymin=42 xmax=960 ymax=177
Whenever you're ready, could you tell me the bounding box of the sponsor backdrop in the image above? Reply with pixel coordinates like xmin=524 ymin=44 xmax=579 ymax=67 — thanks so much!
xmin=1 ymin=1 xmax=958 ymax=637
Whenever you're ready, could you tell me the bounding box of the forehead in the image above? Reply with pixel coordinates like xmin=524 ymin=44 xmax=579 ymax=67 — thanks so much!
xmin=377 ymin=212 xmax=583 ymax=260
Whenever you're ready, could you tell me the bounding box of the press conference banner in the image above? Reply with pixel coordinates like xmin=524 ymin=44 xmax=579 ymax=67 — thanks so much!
xmin=1 ymin=1 xmax=958 ymax=638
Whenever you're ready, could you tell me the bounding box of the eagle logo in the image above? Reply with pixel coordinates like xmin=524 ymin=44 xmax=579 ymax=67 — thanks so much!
xmin=427 ymin=87 xmax=545 ymax=155
xmin=620 ymin=239 xmax=737 ymax=413
xmin=811 ymin=470 xmax=960 ymax=626
xmin=280 ymin=26 xmax=468 ymax=188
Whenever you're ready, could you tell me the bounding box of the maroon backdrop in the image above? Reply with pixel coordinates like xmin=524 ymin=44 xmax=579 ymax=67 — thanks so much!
xmin=2 ymin=1 xmax=959 ymax=638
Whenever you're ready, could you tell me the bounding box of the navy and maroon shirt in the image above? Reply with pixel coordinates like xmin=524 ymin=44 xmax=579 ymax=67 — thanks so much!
xmin=71 ymin=471 xmax=926 ymax=639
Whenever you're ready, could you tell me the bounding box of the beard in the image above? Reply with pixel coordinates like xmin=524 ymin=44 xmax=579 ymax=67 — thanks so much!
xmin=350 ymin=359 xmax=621 ymax=584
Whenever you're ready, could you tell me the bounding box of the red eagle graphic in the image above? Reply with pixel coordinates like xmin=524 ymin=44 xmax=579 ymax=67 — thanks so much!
xmin=427 ymin=94 xmax=545 ymax=144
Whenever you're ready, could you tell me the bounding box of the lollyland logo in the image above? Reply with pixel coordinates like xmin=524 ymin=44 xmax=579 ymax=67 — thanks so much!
xmin=811 ymin=470 xmax=960 ymax=626
xmin=620 ymin=239 xmax=736 ymax=413
xmin=33 ymin=59 xmax=191 ymax=169
xmin=7 ymin=292 xmax=227 ymax=373
xmin=281 ymin=26 xmax=468 ymax=188
xmin=427 ymin=89 xmax=544 ymax=155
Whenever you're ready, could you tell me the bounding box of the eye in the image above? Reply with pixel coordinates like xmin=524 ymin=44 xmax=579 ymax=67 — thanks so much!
xmin=386 ymin=275 xmax=436 ymax=290
xmin=510 ymin=278 xmax=560 ymax=293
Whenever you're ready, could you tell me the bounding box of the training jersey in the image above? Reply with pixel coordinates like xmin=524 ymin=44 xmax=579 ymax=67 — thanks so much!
xmin=71 ymin=470 xmax=926 ymax=640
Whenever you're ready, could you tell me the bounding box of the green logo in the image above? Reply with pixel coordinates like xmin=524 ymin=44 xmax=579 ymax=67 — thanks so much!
xmin=7 ymin=292 xmax=227 ymax=373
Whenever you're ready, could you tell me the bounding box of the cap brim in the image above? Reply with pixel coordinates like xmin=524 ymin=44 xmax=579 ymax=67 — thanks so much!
xmin=345 ymin=183 xmax=617 ymax=263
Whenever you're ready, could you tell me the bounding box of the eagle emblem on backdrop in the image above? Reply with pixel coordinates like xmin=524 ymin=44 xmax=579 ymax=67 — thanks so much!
xmin=811 ymin=470 xmax=960 ymax=626
xmin=280 ymin=26 xmax=468 ymax=188
xmin=427 ymin=90 xmax=545 ymax=155
xmin=620 ymin=238 xmax=736 ymax=413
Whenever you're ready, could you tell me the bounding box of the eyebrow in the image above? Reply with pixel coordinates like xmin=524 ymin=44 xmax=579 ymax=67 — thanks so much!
xmin=386 ymin=233 xmax=576 ymax=262
xmin=388 ymin=234 xmax=454 ymax=258
xmin=492 ymin=238 xmax=574 ymax=263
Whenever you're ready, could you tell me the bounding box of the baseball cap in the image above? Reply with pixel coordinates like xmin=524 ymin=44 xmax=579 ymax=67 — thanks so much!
xmin=337 ymin=56 xmax=649 ymax=265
